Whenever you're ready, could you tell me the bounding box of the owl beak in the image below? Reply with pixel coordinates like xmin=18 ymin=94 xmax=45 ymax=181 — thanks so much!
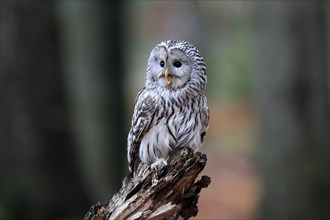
xmin=164 ymin=68 xmax=172 ymax=85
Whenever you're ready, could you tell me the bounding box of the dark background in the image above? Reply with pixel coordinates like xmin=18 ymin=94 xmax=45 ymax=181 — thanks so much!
xmin=1 ymin=1 xmax=329 ymax=220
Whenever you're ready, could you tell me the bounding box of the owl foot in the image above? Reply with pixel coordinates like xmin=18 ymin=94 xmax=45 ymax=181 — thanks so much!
xmin=180 ymin=147 xmax=196 ymax=159
xmin=151 ymin=158 xmax=167 ymax=182
xmin=151 ymin=158 xmax=167 ymax=172
xmin=180 ymin=148 xmax=189 ymax=158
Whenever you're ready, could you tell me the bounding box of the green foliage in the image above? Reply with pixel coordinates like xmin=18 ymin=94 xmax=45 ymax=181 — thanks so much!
xmin=207 ymin=18 xmax=256 ymax=103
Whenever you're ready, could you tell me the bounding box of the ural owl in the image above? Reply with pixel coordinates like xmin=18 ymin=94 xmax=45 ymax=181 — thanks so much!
xmin=127 ymin=40 xmax=209 ymax=178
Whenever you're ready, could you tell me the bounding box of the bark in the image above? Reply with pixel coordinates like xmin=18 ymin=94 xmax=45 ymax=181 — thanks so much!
xmin=84 ymin=149 xmax=211 ymax=220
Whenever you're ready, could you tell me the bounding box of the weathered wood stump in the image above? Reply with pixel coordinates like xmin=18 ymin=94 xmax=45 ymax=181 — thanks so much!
xmin=84 ymin=148 xmax=211 ymax=220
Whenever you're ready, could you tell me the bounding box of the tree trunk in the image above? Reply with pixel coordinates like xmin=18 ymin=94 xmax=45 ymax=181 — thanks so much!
xmin=0 ymin=2 xmax=89 ymax=219
xmin=84 ymin=149 xmax=211 ymax=220
xmin=55 ymin=1 xmax=127 ymax=200
xmin=256 ymin=1 xmax=330 ymax=219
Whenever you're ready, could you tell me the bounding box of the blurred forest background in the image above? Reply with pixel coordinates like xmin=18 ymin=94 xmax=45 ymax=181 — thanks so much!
xmin=0 ymin=1 xmax=329 ymax=220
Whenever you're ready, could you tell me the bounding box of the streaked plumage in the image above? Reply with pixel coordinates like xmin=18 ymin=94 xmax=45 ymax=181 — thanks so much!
xmin=127 ymin=40 xmax=209 ymax=177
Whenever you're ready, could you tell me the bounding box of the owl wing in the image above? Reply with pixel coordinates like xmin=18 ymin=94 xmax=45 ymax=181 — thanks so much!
xmin=201 ymin=96 xmax=210 ymax=143
xmin=127 ymin=87 xmax=157 ymax=175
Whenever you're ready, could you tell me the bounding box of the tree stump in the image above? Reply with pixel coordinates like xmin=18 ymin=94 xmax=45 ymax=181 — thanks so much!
xmin=84 ymin=148 xmax=211 ymax=220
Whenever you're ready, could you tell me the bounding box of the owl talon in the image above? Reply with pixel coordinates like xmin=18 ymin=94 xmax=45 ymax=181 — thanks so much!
xmin=151 ymin=158 xmax=167 ymax=177
xmin=180 ymin=148 xmax=196 ymax=159
xmin=180 ymin=148 xmax=189 ymax=158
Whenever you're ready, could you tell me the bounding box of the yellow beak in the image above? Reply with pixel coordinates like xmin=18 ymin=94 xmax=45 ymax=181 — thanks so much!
xmin=164 ymin=68 xmax=171 ymax=85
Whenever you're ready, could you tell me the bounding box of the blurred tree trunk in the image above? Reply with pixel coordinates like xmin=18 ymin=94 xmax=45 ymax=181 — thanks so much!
xmin=256 ymin=1 xmax=329 ymax=219
xmin=55 ymin=1 xmax=127 ymax=202
xmin=1 ymin=2 xmax=89 ymax=219
xmin=1 ymin=1 xmax=127 ymax=219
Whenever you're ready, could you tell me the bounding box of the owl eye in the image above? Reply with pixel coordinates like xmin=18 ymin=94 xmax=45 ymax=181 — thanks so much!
xmin=160 ymin=60 xmax=165 ymax=67
xmin=173 ymin=61 xmax=182 ymax=68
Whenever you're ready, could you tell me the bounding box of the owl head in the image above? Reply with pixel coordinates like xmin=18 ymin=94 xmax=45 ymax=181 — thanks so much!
xmin=145 ymin=40 xmax=207 ymax=95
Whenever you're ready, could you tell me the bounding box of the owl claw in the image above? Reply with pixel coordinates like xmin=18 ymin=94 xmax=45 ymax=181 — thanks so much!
xmin=180 ymin=148 xmax=196 ymax=159
xmin=180 ymin=148 xmax=189 ymax=158
xmin=151 ymin=158 xmax=167 ymax=176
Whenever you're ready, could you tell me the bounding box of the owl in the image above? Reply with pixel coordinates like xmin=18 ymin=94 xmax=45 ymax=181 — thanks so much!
xmin=127 ymin=40 xmax=209 ymax=178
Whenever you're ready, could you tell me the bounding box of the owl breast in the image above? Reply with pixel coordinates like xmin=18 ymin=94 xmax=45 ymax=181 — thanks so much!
xmin=139 ymin=93 xmax=204 ymax=164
